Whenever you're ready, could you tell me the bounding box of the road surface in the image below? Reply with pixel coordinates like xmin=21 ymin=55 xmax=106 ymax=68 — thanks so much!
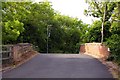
xmin=3 ymin=54 xmax=113 ymax=78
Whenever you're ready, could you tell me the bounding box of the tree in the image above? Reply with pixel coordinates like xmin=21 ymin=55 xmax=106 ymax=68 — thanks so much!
xmin=106 ymin=2 xmax=120 ymax=64
xmin=2 ymin=1 xmax=88 ymax=53
xmin=18 ymin=1 xmax=55 ymax=52
xmin=2 ymin=2 xmax=31 ymax=44
xmin=84 ymin=0 xmax=116 ymax=42
xmin=85 ymin=0 xmax=120 ymax=64
xmin=84 ymin=1 xmax=116 ymax=21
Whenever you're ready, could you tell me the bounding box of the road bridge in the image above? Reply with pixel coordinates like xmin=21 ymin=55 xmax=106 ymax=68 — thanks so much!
xmin=3 ymin=54 xmax=113 ymax=78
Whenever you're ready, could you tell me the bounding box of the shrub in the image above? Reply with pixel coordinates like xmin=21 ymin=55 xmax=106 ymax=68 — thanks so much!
xmin=106 ymin=34 xmax=120 ymax=65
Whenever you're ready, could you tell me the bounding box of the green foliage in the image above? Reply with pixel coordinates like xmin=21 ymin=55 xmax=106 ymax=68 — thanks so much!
xmin=2 ymin=1 xmax=88 ymax=53
xmin=85 ymin=20 xmax=111 ymax=42
xmin=84 ymin=1 xmax=116 ymax=21
xmin=86 ymin=20 xmax=102 ymax=42
xmin=106 ymin=2 xmax=120 ymax=64
xmin=85 ymin=0 xmax=120 ymax=65
xmin=2 ymin=20 xmax=24 ymax=44
xmin=2 ymin=2 xmax=31 ymax=44
xmin=106 ymin=34 xmax=120 ymax=65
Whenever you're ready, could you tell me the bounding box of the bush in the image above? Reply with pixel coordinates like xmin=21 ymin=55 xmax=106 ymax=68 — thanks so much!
xmin=106 ymin=34 xmax=120 ymax=65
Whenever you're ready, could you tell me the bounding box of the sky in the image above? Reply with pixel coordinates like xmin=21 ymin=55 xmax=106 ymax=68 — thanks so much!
xmin=34 ymin=0 xmax=99 ymax=24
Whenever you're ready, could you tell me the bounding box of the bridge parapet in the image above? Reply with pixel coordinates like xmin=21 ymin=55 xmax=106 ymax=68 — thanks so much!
xmin=12 ymin=43 xmax=33 ymax=62
xmin=1 ymin=43 xmax=37 ymax=70
xmin=80 ymin=43 xmax=110 ymax=60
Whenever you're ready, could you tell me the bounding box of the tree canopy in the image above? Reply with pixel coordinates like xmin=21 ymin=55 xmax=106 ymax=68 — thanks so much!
xmin=2 ymin=1 xmax=88 ymax=53
xmin=2 ymin=1 xmax=120 ymax=64
xmin=85 ymin=0 xmax=120 ymax=64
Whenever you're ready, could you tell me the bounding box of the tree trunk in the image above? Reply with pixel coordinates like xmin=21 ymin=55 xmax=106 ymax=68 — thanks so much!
xmin=101 ymin=3 xmax=107 ymax=43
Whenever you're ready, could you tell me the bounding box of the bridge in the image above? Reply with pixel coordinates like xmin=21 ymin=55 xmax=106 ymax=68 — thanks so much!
xmin=1 ymin=43 xmax=115 ymax=79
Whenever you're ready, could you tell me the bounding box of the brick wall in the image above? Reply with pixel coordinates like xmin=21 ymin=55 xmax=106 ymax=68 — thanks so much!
xmin=80 ymin=44 xmax=86 ymax=53
xmin=80 ymin=43 xmax=110 ymax=60
xmin=12 ymin=43 xmax=33 ymax=62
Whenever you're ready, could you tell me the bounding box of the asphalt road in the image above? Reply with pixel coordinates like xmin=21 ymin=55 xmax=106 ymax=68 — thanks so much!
xmin=3 ymin=54 xmax=113 ymax=78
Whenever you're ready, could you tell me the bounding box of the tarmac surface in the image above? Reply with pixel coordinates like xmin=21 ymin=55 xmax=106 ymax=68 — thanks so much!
xmin=2 ymin=54 xmax=113 ymax=78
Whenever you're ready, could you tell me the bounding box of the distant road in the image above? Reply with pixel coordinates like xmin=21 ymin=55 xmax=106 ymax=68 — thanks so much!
xmin=3 ymin=54 xmax=113 ymax=78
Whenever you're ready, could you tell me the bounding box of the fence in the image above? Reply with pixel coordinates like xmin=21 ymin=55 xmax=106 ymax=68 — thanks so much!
xmin=1 ymin=45 xmax=13 ymax=64
xmin=1 ymin=43 xmax=34 ymax=65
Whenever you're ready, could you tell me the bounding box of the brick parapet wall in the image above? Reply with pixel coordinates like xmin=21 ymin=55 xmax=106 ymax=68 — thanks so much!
xmin=12 ymin=43 xmax=33 ymax=62
xmin=1 ymin=43 xmax=37 ymax=71
xmin=80 ymin=44 xmax=86 ymax=53
xmin=80 ymin=43 xmax=110 ymax=60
